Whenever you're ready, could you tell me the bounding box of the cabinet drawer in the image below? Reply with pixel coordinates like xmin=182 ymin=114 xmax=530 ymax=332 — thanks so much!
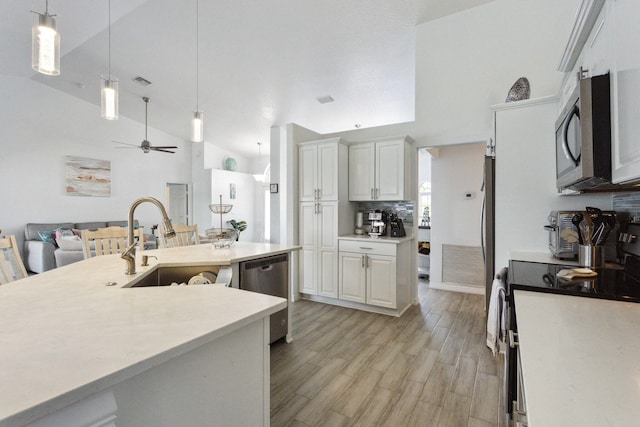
xmin=338 ymin=240 xmax=397 ymax=256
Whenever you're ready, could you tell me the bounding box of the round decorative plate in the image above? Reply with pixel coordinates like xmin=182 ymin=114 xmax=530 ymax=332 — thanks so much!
xmin=224 ymin=157 xmax=237 ymax=171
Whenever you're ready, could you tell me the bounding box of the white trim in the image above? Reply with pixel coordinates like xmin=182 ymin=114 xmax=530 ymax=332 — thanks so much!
xmin=428 ymin=281 xmax=485 ymax=295
xmin=490 ymin=95 xmax=558 ymax=112
xmin=557 ymin=0 xmax=606 ymax=72
xmin=300 ymin=294 xmax=410 ymax=317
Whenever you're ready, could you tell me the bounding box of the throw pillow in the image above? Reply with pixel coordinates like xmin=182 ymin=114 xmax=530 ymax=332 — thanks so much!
xmin=55 ymin=228 xmax=75 ymax=240
xmin=37 ymin=230 xmax=57 ymax=246
xmin=56 ymin=235 xmax=83 ymax=251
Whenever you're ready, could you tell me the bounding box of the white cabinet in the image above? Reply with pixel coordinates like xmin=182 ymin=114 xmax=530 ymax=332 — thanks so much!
xmin=298 ymin=137 xmax=352 ymax=298
xmin=338 ymin=239 xmax=410 ymax=310
xmin=349 ymin=136 xmax=413 ymax=201
xmin=611 ymin=0 xmax=640 ymax=183
xmin=299 ymin=138 xmax=345 ymax=201
xmin=299 ymin=201 xmax=339 ymax=297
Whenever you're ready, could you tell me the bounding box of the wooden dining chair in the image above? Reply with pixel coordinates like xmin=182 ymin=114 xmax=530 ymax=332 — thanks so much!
xmin=159 ymin=223 xmax=200 ymax=248
xmin=0 ymin=235 xmax=28 ymax=284
xmin=82 ymin=226 xmax=144 ymax=258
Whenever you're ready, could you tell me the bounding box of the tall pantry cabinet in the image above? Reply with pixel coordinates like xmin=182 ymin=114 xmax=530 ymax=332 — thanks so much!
xmin=298 ymin=138 xmax=353 ymax=297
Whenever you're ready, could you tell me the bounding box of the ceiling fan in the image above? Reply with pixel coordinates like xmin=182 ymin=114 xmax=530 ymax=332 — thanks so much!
xmin=113 ymin=97 xmax=178 ymax=154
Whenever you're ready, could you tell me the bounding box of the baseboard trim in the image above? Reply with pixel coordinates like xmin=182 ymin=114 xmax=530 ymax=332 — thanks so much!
xmin=429 ymin=281 xmax=485 ymax=295
xmin=299 ymin=294 xmax=410 ymax=317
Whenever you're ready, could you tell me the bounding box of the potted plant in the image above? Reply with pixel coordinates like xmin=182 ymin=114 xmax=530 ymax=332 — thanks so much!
xmin=227 ymin=219 xmax=247 ymax=241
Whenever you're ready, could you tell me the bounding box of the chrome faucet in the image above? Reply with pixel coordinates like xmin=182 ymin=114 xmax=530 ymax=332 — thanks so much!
xmin=121 ymin=196 xmax=175 ymax=275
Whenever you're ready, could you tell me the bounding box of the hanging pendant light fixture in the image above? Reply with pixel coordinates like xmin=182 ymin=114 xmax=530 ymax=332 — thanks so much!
xmin=191 ymin=0 xmax=204 ymax=142
xmin=31 ymin=0 xmax=60 ymax=76
xmin=100 ymin=0 xmax=118 ymax=120
xmin=253 ymin=143 xmax=265 ymax=182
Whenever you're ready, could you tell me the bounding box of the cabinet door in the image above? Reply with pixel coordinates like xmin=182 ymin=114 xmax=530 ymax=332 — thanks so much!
xmin=299 ymin=144 xmax=318 ymax=201
xmin=299 ymin=203 xmax=318 ymax=294
xmin=338 ymin=252 xmax=366 ymax=303
xmin=584 ymin=2 xmax=613 ymax=78
xmin=366 ymin=254 xmax=396 ymax=308
xmin=375 ymin=140 xmax=405 ymax=201
xmin=611 ymin=0 xmax=640 ymax=183
xmin=318 ymin=249 xmax=337 ymax=298
xmin=317 ymin=202 xmax=338 ymax=297
xmin=349 ymin=143 xmax=375 ymax=201
xmin=317 ymin=142 xmax=339 ymax=201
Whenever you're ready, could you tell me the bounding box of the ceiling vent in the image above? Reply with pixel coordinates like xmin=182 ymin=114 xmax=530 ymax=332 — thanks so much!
xmin=132 ymin=76 xmax=152 ymax=86
xmin=316 ymin=95 xmax=334 ymax=104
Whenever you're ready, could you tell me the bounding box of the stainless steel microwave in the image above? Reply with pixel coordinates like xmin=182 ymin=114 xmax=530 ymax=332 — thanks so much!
xmin=555 ymin=73 xmax=611 ymax=191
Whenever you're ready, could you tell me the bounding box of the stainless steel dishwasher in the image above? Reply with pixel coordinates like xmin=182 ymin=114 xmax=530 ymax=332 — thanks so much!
xmin=239 ymin=254 xmax=288 ymax=343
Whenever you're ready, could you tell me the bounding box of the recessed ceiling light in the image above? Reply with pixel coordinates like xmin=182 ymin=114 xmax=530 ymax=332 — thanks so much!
xmin=316 ymin=95 xmax=334 ymax=104
xmin=132 ymin=76 xmax=152 ymax=86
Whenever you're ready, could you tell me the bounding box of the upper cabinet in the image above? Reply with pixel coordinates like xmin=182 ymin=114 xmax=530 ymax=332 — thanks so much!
xmin=611 ymin=0 xmax=640 ymax=183
xmin=299 ymin=138 xmax=348 ymax=201
xmin=348 ymin=136 xmax=413 ymax=201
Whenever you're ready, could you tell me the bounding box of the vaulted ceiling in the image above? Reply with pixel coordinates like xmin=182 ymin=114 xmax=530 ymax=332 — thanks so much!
xmin=3 ymin=0 xmax=496 ymax=158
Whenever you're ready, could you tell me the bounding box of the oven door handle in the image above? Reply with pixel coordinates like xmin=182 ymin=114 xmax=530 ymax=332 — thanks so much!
xmin=562 ymin=105 xmax=581 ymax=166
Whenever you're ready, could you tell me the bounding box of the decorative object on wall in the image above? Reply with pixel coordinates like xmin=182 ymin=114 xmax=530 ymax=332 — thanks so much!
xmin=191 ymin=0 xmax=204 ymax=142
xmin=100 ymin=0 xmax=118 ymax=120
xmin=270 ymin=183 xmax=278 ymax=193
xmin=65 ymin=156 xmax=111 ymax=197
xmin=230 ymin=183 xmax=236 ymax=199
xmin=224 ymin=157 xmax=237 ymax=171
xmin=253 ymin=142 xmax=265 ymax=182
xmin=31 ymin=0 xmax=60 ymax=76
xmin=505 ymin=77 xmax=530 ymax=103
xmin=113 ymin=97 xmax=178 ymax=154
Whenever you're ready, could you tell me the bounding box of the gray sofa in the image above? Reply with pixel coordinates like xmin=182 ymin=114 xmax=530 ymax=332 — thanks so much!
xmin=23 ymin=221 xmax=143 ymax=273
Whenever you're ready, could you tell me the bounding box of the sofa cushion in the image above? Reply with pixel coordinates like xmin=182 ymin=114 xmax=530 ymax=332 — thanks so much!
xmin=25 ymin=223 xmax=74 ymax=241
xmin=74 ymin=222 xmax=108 ymax=231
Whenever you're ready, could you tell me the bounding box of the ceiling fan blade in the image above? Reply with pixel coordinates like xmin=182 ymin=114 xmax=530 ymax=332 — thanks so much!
xmin=113 ymin=140 xmax=140 ymax=147
xmin=150 ymin=146 xmax=178 ymax=149
xmin=151 ymin=148 xmax=176 ymax=154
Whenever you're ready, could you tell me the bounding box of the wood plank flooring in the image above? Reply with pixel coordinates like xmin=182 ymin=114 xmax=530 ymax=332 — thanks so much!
xmin=270 ymin=281 xmax=504 ymax=427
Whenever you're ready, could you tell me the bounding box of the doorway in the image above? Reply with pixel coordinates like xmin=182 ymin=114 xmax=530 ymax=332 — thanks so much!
xmin=417 ymin=149 xmax=432 ymax=281
xmin=166 ymin=183 xmax=191 ymax=225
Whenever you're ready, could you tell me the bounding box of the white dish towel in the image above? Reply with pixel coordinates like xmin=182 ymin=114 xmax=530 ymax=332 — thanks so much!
xmin=486 ymin=267 xmax=507 ymax=356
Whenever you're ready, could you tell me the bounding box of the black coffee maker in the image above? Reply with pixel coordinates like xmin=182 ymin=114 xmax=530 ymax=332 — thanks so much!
xmin=388 ymin=212 xmax=406 ymax=237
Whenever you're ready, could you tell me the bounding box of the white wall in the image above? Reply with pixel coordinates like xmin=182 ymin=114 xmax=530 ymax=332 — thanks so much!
xmin=192 ymin=142 xmax=213 ymax=231
xmin=0 ymin=75 xmax=192 ymax=254
xmin=429 ymin=143 xmax=486 ymax=285
xmin=210 ymin=169 xmax=257 ymax=242
xmin=203 ymin=142 xmax=249 ymax=172
xmin=414 ymin=0 xmax=581 ymax=146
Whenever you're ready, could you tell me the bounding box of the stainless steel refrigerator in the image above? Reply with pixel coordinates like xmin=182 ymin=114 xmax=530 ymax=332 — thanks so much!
xmin=482 ymin=145 xmax=495 ymax=313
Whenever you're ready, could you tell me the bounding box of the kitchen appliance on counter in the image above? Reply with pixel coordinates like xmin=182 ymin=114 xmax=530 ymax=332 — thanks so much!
xmin=355 ymin=212 xmax=365 ymax=235
xmin=503 ymin=222 xmax=640 ymax=425
xmin=388 ymin=212 xmax=406 ymax=238
xmin=545 ymin=209 xmax=618 ymax=260
xmin=555 ymin=73 xmax=611 ymax=191
xmin=368 ymin=211 xmax=387 ymax=238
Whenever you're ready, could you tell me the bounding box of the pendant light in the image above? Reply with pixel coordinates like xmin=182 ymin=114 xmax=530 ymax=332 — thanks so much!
xmin=253 ymin=143 xmax=265 ymax=182
xmin=191 ymin=0 xmax=204 ymax=142
xmin=31 ymin=0 xmax=60 ymax=76
xmin=100 ymin=0 xmax=118 ymax=120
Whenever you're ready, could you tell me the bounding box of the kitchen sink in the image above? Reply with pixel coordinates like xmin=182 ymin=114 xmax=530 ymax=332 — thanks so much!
xmin=123 ymin=265 xmax=222 ymax=288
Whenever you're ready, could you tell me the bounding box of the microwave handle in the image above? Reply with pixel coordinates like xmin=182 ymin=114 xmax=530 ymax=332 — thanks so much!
xmin=543 ymin=225 xmax=557 ymax=231
xmin=562 ymin=105 xmax=581 ymax=166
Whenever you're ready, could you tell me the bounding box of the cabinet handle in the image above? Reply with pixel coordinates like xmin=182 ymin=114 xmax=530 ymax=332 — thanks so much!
xmin=359 ymin=247 xmax=373 ymax=250
xmin=370 ymin=188 xmax=374 ymax=199
xmin=508 ymin=330 xmax=519 ymax=348
xmin=365 ymin=254 xmax=369 ymax=268
xmin=375 ymin=188 xmax=379 ymax=199
xmin=361 ymin=255 xmax=365 ymax=267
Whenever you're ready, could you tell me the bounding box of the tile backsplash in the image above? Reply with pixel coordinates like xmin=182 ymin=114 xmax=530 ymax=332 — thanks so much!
xmin=357 ymin=201 xmax=414 ymax=226
xmin=612 ymin=193 xmax=640 ymax=222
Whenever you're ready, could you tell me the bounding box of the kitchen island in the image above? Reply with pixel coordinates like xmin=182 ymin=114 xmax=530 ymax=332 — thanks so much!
xmin=0 ymin=242 xmax=298 ymax=427
xmin=514 ymin=290 xmax=640 ymax=426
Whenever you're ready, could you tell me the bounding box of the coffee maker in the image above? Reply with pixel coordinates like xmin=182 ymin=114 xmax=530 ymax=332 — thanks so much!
xmin=368 ymin=211 xmax=387 ymax=237
xmin=388 ymin=212 xmax=406 ymax=237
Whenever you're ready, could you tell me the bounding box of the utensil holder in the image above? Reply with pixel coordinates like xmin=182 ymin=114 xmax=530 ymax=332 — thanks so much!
xmin=578 ymin=245 xmax=605 ymax=268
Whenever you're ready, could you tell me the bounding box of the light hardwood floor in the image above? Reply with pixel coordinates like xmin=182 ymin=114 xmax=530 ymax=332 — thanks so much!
xmin=270 ymin=281 xmax=505 ymax=427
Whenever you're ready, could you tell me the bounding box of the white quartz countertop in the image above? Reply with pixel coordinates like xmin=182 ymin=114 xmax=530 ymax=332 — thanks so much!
xmin=513 ymin=290 xmax=640 ymax=426
xmin=338 ymin=234 xmax=414 ymax=244
xmin=0 ymin=242 xmax=298 ymax=427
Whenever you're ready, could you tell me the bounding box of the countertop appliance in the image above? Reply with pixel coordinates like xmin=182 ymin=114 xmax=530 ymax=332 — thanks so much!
xmin=544 ymin=211 xmax=582 ymax=259
xmin=389 ymin=214 xmax=406 ymax=238
xmin=368 ymin=211 xmax=387 ymax=238
xmin=502 ymin=223 xmax=640 ymax=425
xmin=239 ymin=254 xmax=289 ymax=343
xmin=555 ymin=73 xmax=611 ymax=191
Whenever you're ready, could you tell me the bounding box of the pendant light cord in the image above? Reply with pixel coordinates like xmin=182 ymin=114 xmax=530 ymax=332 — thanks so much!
xmin=196 ymin=0 xmax=199 ymax=111
xmin=144 ymin=98 xmax=148 ymax=140
xmin=108 ymin=0 xmax=112 ymax=79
